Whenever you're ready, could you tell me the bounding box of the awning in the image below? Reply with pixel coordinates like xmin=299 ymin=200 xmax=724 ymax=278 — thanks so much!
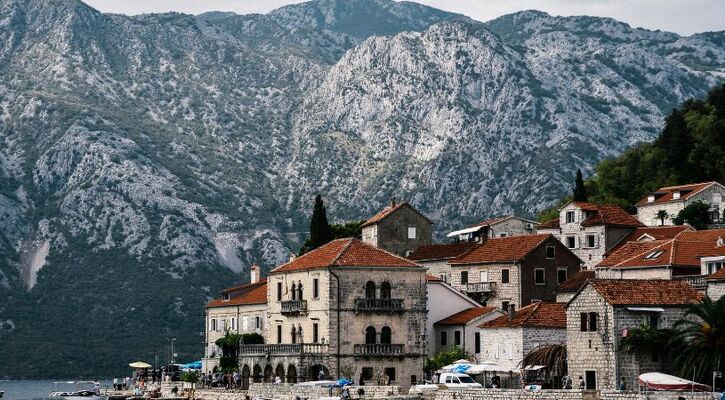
xmin=129 ymin=361 xmax=152 ymax=369
xmin=446 ymin=226 xmax=484 ymax=238
xmin=638 ymin=372 xmax=711 ymax=392
xmin=627 ymin=307 xmax=665 ymax=312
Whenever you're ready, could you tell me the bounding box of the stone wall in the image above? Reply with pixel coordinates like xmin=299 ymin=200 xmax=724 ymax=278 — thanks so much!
xmin=598 ymin=267 xmax=672 ymax=280
xmin=421 ymin=260 xmax=452 ymax=283
xmin=449 ymin=262 xmax=521 ymax=308
xmin=364 ymin=204 xmax=433 ymax=257
xmin=242 ymin=383 xmax=403 ymax=400
xmin=488 ymin=218 xmax=538 ymax=238
xmin=707 ymin=281 xmax=725 ymax=300
xmin=432 ymin=389 xmax=712 ymax=400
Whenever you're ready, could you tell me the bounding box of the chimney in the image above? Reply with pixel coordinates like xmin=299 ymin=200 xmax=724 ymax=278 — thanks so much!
xmin=390 ymin=196 xmax=397 ymax=207
xmin=508 ymin=304 xmax=516 ymax=321
xmin=250 ymin=264 xmax=261 ymax=284
xmin=289 ymin=253 xmax=297 ymax=262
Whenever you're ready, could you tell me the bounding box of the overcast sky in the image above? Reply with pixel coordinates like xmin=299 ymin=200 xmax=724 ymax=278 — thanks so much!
xmin=83 ymin=0 xmax=724 ymax=36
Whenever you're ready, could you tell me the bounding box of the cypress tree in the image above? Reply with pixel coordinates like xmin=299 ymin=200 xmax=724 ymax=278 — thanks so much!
xmin=309 ymin=194 xmax=333 ymax=250
xmin=573 ymin=169 xmax=588 ymax=202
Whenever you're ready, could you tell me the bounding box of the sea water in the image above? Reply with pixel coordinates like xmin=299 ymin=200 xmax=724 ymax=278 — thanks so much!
xmin=0 ymin=380 xmax=113 ymax=400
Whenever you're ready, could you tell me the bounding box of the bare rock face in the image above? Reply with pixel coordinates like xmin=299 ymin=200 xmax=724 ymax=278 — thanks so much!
xmin=0 ymin=0 xmax=721 ymax=377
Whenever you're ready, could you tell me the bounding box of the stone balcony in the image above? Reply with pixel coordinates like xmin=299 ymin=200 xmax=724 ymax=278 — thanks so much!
xmin=466 ymin=282 xmax=496 ymax=293
xmin=353 ymin=343 xmax=405 ymax=357
xmin=281 ymin=299 xmax=307 ymax=315
xmin=238 ymin=343 xmax=328 ymax=356
xmin=354 ymin=298 xmax=404 ymax=313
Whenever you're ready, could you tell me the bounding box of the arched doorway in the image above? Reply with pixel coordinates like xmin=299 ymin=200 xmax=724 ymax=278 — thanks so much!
xmin=365 ymin=326 xmax=377 ymax=345
xmin=264 ymin=364 xmax=274 ymax=383
xmin=381 ymin=326 xmax=392 ymax=344
xmin=241 ymin=365 xmax=251 ymax=390
xmin=309 ymin=364 xmax=329 ymax=381
xmin=287 ymin=365 xmax=298 ymax=384
xmin=365 ymin=281 xmax=376 ymax=299
xmin=275 ymin=364 xmax=285 ymax=383
xmin=253 ymin=365 xmax=262 ymax=383
xmin=380 ymin=281 xmax=391 ymax=299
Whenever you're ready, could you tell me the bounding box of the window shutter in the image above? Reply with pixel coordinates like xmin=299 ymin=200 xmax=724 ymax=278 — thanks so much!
xmin=589 ymin=313 xmax=598 ymax=331
xmin=580 ymin=313 xmax=588 ymax=331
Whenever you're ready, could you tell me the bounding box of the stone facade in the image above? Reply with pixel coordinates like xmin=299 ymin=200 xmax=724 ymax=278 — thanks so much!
xmin=486 ymin=218 xmax=538 ymax=239
xmin=432 ymin=389 xmax=710 ymax=400
xmin=636 ymin=182 xmax=725 ymax=227
xmin=205 ymin=302 xmax=267 ymax=359
xmin=419 ymin=259 xmax=451 ymax=283
xmin=595 ymin=267 xmax=672 ymax=280
xmin=362 ymin=203 xmax=433 ymax=257
xmin=477 ymin=326 xmax=566 ymax=372
xmin=707 ymin=280 xmax=725 ymax=300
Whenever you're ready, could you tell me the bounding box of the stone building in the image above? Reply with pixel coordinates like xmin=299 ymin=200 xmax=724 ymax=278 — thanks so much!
xmin=425 ymin=275 xmax=483 ymax=356
xmin=361 ymin=200 xmax=433 ymax=257
xmin=203 ymin=265 xmax=267 ymax=373
xmin=555 ymin=270 xmax=594 ymax=303
xmin=566 ymin=279 xmax=702 ymax=390
xmin=235 ymin=238 xmax=427 ymax=388
xmin=604 ymin=225 xmax=692 ymax=256
xmin=448 ymin=234 xmax=582 ymax=309
xmin=408 ymin=242 xmax=477 ymax=283
xmin=433 ymin=306 xmax=500 ymax=355
xmin=477 ymin=302 xmax=567 ymax=373
xmin=538 ymin=202 xmax=642 ymax=268
xmin=706 ymin=268 xmax=725 ymax=300
xmin=636 ymin=181 xmax=725 ymax=227
xmin=446 ymin=216 xmax=539 ymax=243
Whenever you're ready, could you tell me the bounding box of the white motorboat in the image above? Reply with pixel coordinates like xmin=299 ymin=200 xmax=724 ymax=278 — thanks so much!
xmin=49 ymin=381 xmax=107 ymax=400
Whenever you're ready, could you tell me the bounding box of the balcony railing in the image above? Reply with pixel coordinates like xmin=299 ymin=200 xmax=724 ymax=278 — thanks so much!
xmin=675 ymin=275 xmax=707 ymax=291
xmin=238 ymin=343 xmax=328 ymax=356
xmin=281 ymin=299 xmax=307 ymax=314
xmin=354 ymin=298 xmax=404 ymax=312
xmin=466 ymin=282 xmax=496 ymax=293
xmin=353 ymin=344 xmax=405 ymax=357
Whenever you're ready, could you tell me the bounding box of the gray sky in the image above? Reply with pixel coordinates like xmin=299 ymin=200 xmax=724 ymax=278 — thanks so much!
xmin=84 ymin=0 xmax=724 ymax=36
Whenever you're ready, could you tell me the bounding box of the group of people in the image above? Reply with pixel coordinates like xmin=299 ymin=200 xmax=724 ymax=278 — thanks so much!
xmin=199 ymin=371 xmax=243 ymax=389
xmin=111 ymin=377 xmax=134 ymax=391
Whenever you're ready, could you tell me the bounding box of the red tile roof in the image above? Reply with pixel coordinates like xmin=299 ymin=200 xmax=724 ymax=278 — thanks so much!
xmin=207 ymin=280 xmax=268 ymax=308
xmin=606 ymin=225 xmax=693 ymax=255
xmin=538 ymin=218 xmax=560 ymax=230
xmin=597 ymin=240 xmax=670 ymax=268
xmin=556 ymin=270 xmax=595 ymax=293
xmin=706 ymin=268 xmax=725 ymax=281
xmin=587 ymin=279 xmax=702 ymax=305
xmin=479 ymin=302 xmax=566 ymax=329
xmin=435 ymin=307 xmax=498 ymax=325
xmin=426 ymin=274 xmax=443 ymax=282
xmin=580 ymin=205 xmax=642 ymax=227
xmin=271 ymin=238 xmax=420 ymax=274
xmin=408 ymin=242 xmax=477 ymax=261
xmin=361 ymin=202 xmax=432 ymax=228
xmin=449 ymin=234 xmax=552 ymax=265
xmin=636 ymin=182 xmax=718 ymax=206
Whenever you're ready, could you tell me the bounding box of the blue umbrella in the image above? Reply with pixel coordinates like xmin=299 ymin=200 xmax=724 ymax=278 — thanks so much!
xmin=180 ymin=361 xmax=202 ymax=370
xmin=335 ymin=379 xmax=353 ymax=387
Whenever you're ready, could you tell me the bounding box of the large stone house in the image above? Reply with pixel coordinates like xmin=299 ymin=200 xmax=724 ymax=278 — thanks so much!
xmin=538 ymin=202 xmax=642 ymax=268
xmin=433 ymin=307 xmax=501 ymax=355
xmin=566 ymin=279 xmax=702 ymax=390
xmin=203 ymin=265 xmax=268 ymax=373
xmin=361 ymin=200 xmax=433 ymax=257
xmin=408 ymin=242 xmax=477 ymax=283
xmin=636 ymin=181 xmax=725 ymax=226
xmin=238 ymin=238 xmax=427 ymax=387
xmin=448 ymin=234 xmax=582 ymax=309
xmin=425 ymin=275 xmax=483 ymax=356
xmin=604 ymin=225 xmax=692 ymax=256
xmin=477 ymin=302 xmax=567 ymax=373
xmin=446 ymin=216 xmax=539 ymax=243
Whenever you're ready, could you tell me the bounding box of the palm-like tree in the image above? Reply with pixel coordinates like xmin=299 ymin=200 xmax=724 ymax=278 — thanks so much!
xmin=656 ymin=209 xmax=669 ymax=226
xmin=521 ymin=344 xmax=567 ymax=377
xmin=671 ymin=297 xmax=725 ymax=382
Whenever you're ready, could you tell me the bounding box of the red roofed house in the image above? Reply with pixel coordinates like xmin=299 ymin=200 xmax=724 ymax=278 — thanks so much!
xmin=361 ymin=199 xmax=433 ymax=257
xmin=445 ymin=215 xmax=539 ymax=243
xmin=476 ymin=302 xmax=567 ymax=381
xmin=636 ymin=181 xmax=724 ymax=226
xmin=702 ymin=234 xmax=725 ymax=299
xmin=448 ymin=234 xmax=582 ymax=310
xmin=203 ymin=265 xmax=268 ymax=376
xmin=555 ymin=270 xmax=595 ymax=302
xmin=408 ymin=242 xmax=477 ymax=283
xmin=538 ymin=201 xmax=643 ymax=269
xmin=433 ymin=306 xmax=501 ymax=356
xmin=240 ymin=238 xmax=427 ymax=387
xmin=566 ymin=279 xmax=702 ymax=390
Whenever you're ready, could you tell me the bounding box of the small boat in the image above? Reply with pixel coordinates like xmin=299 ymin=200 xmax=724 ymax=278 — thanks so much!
xmin=49 ymin=381 xmax=107 ymax=400
xmin=1 ymin=390 xmax=4 ymax=398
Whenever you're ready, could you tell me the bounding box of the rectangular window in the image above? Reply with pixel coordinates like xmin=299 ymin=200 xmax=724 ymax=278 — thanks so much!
xmin=313 ymin=323 xmax=319 ymax=343
xmin=546 ymin=245 xmax=555 ymax=259
xmin=649 ymin=314 xmax=659 ymax=329
xmin=585 ymin=371 xmax=597 ymax=390
xmin=454 ymin=331 xmax=461 ymax=346
xmin=501 ymin=301 xmax=509 ymax=312
xmin=566 ymin=211 xmax=575 ymax=223
xmin=589 ymin=312 xmax=598 ymax=331
xmin=499 ymin=232 xmax=508 ymax=237
xmin=580 ymin=312 xmax=598 ymax=332
xmin=580 ymin=313 xmax=588 ymax=332
xmin=210 ymin=318 xmax=216 ymax=332
xmin=501 ymin=269 xmax=510 ymax=284
xmin=237 ymin=317 xmax=243 ymax=332
xmin=586 ymin=235 xmax=596 ymax=248
xmin=507 ymin=342 xmax=513 ymax=360
xmin=384 ymin=368 xmax=396 ymax=383
xmin=277 ymin=325 xmax=282 ymax=344
xmin=566 ymin=236 xmax=576 ymax=249
xmin=277 ymin=282 xmax=283 ymax=302
xmin=362 ymin=368 xmax=374 ymax=380
xmin=408 ymin=227 xmax=417 ymax=239
xmin=440 ymin=331 xmax=447 ymax=347
xmin=255 ymin=316 xmax=261 ymax=330
xmin=534 ymin=268 xmax=545 ymax=285
xmin=557 ymin=268 xmax=568 ymax=284
xmin=461 ymin=271 xmax=469 ymax=285
xmin=475 ymin=332 xmax=481 ymax=354
xmin=313 ymin=278 xmax=319 ymax=299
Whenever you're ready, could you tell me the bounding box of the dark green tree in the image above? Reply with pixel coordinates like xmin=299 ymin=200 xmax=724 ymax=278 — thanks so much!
xmin=672 ymin=202 xmax=712 ymax=230
xmin=572 ymin=169 xmax=588 ymax=202
xmin=298 ymin=220 xmax=365 ymax=256
xmin=671 ymin=297 xmax=725 ymax=383
xmin=655 ymin=210 xmax=669 ymax=226
xmin=308 ymin=194 xmax=333 ymax=251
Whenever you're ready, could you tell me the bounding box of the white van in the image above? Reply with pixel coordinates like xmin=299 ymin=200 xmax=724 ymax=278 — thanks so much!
xmin=438 ymin=373 xmax=482 ymax=388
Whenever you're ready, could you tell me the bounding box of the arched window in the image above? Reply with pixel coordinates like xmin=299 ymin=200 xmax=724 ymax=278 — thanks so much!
xmin=381 ymin=326 xmax=392 ymax=344
xmin=297 ymin=281 xmax=303 ymax=300
xmin=365 ymin=326 xmax=377 ymax=345
xmin=291 ymin=326 xmax=297 ymax=343
xmin=365 ymin=281 xmax=376 ymax=299
xmin=291 ymin=282 xmax=297 ymax=300
xmin=297 ymin=325 xmax=303 ymax=343
xmin=380 ymin=281 xmax=391 ymax=299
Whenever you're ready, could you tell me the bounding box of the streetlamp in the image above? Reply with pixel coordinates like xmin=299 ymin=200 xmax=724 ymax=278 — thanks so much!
xmin=171 ymin=338 xmax=177 ymax=365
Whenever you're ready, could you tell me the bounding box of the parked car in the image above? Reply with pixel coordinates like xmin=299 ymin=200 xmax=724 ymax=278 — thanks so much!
xmin=408 ymin=382 xmax=439 ymax=394
xmin=438 ymin=373 xmax=482 ymax=389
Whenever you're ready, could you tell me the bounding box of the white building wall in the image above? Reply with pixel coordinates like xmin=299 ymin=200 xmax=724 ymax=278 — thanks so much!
xmin=426 ymin=281 xmax=480 ymax=356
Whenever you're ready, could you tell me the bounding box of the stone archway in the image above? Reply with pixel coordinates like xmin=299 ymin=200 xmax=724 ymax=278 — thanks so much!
xmin=309 ymin=364 xmax=329 ymax=381
xmin=264 ymin=364 xmax=274 ymax=383
xmin=253 ymin=365 xmax=262 ymax=383
xmin=287 ymin=364 xmax=298 ymax=384
xmin=241 ymin=364 xmax=251 ymax=390
xmin=275 ymin=364 xmax=285 ymax=383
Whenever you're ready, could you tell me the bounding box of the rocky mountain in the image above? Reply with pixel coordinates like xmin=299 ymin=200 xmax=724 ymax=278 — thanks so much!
xmin=0 ymin=0 xmax=722 ymax=377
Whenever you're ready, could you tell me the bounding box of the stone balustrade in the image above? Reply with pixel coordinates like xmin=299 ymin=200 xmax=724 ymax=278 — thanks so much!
xmin=353 ymin=343 xmax=405 ymax=356
xmin=465 ymin=282 xmax=495 ymax=293
xmin=354 ymin=298 xmax=405 ymax=312
xmin=281 ymin=299 xmax=307 ymax=314
xmin=238 ymin=342 xmax=329 ymax=356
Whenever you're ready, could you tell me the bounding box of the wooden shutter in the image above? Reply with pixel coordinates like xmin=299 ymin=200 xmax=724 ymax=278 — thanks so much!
xmin=580 ymin=313 xmax=588 ymax=331
xmin=589 ymin=312 xmax=598 ymax=331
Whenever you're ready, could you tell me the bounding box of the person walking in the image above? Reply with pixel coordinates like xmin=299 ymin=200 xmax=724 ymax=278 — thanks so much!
xmin=578 ymin=376 xmax=585 ymax=389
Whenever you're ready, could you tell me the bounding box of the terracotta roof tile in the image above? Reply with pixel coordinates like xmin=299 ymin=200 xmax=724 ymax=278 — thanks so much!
xmin=435 ymin=307 xmax=498 ymax=325
xmin=408 ymin=242 xmax=477 ymax=261
xmin=207 ymin=280 xmax=268 ymax=308
xmin=706 ymin=268 xmax=725 ymax=281
xmin=597 ymin=240 xmax=671 ymax=268
xmin=606 ymin=225 xmax=693 ymax=255
xmin=271 ymin=238 xmax=420 ymax=274
xmin=538 ymin=219 xmax=560 ymax=230
xmin=479 ymin=302 xmax=566 ymax=329
xmin=580 ymin=205 xmax=642 ymax=227
xmin=426 ymin=274 xmax=443 ymax=282
xmin=449 ymin=234 xmax=552 ymax=265
xmin=636 ymin=182 xmax=718 ymax=206
xmin=587 ymin=279 xmax=703 ymax=305
xmin=556 ymin=270 xmax=595 ymax=293
xmin=361 ymin=202 xmax=432 ymax=228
